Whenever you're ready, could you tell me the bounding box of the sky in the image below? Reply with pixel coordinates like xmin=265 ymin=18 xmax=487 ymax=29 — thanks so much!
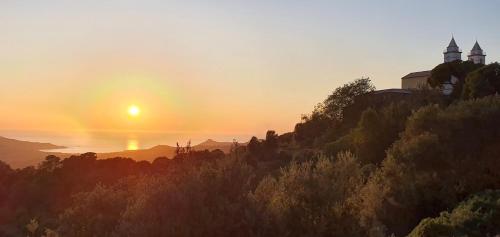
xmin=2 ymin=0 xmax=500 ymax=136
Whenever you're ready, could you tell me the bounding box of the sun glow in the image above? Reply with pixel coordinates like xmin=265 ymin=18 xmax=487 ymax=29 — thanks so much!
xmin=127 ymin=139 xmax=139 ymax=150
xmin=128 ymin=105 xmax=140 ymax=117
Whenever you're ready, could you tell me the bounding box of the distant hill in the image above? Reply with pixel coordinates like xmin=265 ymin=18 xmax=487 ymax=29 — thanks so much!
xmin=97 ymin=139 xmax=240 ymax=162
xmin=0 ymin=136 xmax=242 ymax=168
xmin=192 ymin=139 xmax=235 ymax=153
xmin=0 ymin=136 xmax=66 ymax=168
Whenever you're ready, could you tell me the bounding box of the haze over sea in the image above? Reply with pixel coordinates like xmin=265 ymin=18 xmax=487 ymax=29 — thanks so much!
xmin=0 ymin=129 xmax=254 ymax=153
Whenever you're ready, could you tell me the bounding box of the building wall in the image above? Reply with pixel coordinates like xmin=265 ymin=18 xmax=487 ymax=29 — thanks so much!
xmin=444 ymin=52 xmax=461 ymax=63
xmin=468 ymin=55 xmax=485 ymax=64
xmin=402 ymin=76 xmax=429 ymax=89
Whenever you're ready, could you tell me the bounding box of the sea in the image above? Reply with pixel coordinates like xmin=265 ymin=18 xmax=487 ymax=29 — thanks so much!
xmin=0 ymin=129 xmax=254 ymax=153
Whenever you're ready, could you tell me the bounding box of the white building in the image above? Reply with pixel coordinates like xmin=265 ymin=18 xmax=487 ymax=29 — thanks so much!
xmin=468 ymin=41 xmax=486 ymax=64
xmin=443 ymin=37 xmax=462 ymax=63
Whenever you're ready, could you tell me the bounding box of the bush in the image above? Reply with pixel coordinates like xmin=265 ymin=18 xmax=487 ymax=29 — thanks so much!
xmin=408 ymin=190 xmax=500 ymax=237
xmin=462 ymin=63 xmax=500 ymax=99
xmin=249 ymin=152 xmax=365 ymax=236
xmin=325 ymin=101 xmax=416 ymax=165
xmin=113 ymin=156 xmax=254 ymax=237
xmin=358 ymin=96 xmax=500 ymax=236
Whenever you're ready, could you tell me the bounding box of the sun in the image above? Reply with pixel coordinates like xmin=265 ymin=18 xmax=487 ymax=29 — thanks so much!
xmin=128 ymin=105 xmax=140 ymax=117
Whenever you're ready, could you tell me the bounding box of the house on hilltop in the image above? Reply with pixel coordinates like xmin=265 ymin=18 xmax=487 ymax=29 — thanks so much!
xmin=401 ymin=71 xmax=431 ymax=89
xmin=401 ymin=37 xmax=486 ymax=90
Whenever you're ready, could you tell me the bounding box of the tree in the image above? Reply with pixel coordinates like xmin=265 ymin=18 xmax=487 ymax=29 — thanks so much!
xmin=408 ymin=190 xmax=500 ymax=237
xmin=247 ymin=136 xmax=262 ymax=157
xmin=249 ymin=152 xmax=365 ymax=236
xmin=25 ymin=219 xmax=59 ymax=237
xmin=38 ymin=155 xmax=61 ymax=172
xmin=428 ymin=61 xmax=482 ymax=98
xmin=358 ymin=97 xmax=500 ymax=236
xmin=325 ymin=102 xmax=414 ymax=165
xmin=462 ymin=63 xmax=500 ymax=99
xmin=113 ymin=156 xmax=254 ymax=237
xmin=323 ymin=77 xmax=375 ymax=121
xmin=263 ymin=130 xmax=278 ymax=152
xmin=175 ymin=142 xmax=182 ymax=155
xmin=58 ymin=183 xmax=129 ymax=237
xmin=294 ymin=110 xmax=331 ymax=146
xmin=185 ymin=140 xmax=192 ymax=153
xmin=294 ymin=78 xmax=375 ymax=147
xmin=0 ymin=160 xmax=13 ymax=182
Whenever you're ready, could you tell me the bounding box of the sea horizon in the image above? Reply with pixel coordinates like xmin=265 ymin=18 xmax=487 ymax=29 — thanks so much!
xmin=0 ymin=129 xmax=256 ymax=153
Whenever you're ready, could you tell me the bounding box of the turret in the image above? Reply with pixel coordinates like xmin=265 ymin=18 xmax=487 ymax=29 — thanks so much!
xmin=468 ymin=41 xmax=486 ymax=64
xmin=443 ymin=37 xmax=462 ymax=63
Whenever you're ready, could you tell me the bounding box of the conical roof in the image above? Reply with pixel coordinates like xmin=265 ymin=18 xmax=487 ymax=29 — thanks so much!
xmin=472 ymin=41 xmax=482 ymax=51
xmin=448 ymin=37 xmax=458 ymax=48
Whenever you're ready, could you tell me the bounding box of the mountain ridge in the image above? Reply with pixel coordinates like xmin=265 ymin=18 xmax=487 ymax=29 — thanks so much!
xmin=97 ymin=139 xmax=242 ymax=161
xmin=0 ymin=136 xmax=67 ymax=168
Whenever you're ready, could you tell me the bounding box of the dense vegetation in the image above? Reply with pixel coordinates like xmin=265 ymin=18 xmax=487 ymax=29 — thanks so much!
xmin=2 ymin=62 xmax=500 ymax=236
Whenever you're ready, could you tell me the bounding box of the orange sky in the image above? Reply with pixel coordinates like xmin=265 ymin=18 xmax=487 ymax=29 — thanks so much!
xmin=2 ymin=1 xmax=499 ymax=136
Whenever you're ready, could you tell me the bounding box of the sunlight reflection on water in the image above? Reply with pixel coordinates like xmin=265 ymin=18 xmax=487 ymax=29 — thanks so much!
xmin=127 ymin=139 xmax=139 ymax=150
xmin=0 ymin=129 xmax=255 ymax=153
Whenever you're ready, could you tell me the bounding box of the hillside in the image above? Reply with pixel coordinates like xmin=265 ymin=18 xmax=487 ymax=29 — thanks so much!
xmin=0 ymin=136 xmax=239 ymax=168
xmin=3 ymin=77 xmax=500 ymax=236
xmin=0 ymin=136 xmax=66 ymax=168
xmin=97 ymin=139 xmax=238 ymax=161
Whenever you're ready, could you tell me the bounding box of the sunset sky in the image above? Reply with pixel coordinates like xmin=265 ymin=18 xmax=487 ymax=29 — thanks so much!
xmin=2 ymin=0 xmax=500 ymax=135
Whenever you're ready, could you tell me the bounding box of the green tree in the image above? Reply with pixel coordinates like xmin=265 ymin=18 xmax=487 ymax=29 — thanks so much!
xmin=38 ymin=155 xmax=61 ymax=172
xmin=408 ymin=190 xmax=500 ymax=237
xmin=249 ymin=152 xmax=365 ymax=236
xmin=263 ymin=130 xmax=278 ymax=152
xmin=325 ymin=102 xmax=414 ymax=165
xmin=294 ymin=78 xmax=375 ymax=146
xmin=247 ymin=136 xmax=262 ymax=157
xmin=323 ymin=77 xmax=375 ymax=121
xmin=462 ymin=63 xmax=500 ymax=99
xmin=58 ymin=183 xmax=129 ymax=237
xmin=294 ymin=106 xmax=332 ymax=146
xmin=113 ymin=156 xmax=254 ymax=237
xmin=428 ymin=61 xmax=482 ymax=98
xmin=358 ymin=97 xmax=500 ymax=236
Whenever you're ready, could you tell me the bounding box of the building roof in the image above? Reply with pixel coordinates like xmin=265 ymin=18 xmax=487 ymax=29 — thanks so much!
xmin=372 ymin=89 xmax=412 ymax=95
xmin=472 ymin=41 xmax=482 ymax=51
xmin=448 ymin=37 xmax=458 ymax=48
xmin=401 ymin=70 xmax=431 ymax=80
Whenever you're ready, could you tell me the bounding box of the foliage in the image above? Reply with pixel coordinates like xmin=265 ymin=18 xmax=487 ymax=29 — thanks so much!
xmin=25 ymin=219 xmax=59 ymax=237
xmin=264 ymin=130 xmax=279 ymax=152
xmin=246 ymin=131 xmax=283 ymax=162
xmin=113 ymin=156 xmax=255 ymax=237
xmin=294 ymin=108 xmax=332 ymax=147
xmin=408 ymin=190 xmax=500 ymax=237
xmin=4 ymin=78 xmax=500 ymax=237
xmin=358 ymin=96 xmax=500 ymax=236
xmin=322 ymin=77 xmax=376 ymax=121
xmin=294 ymin=78 xmax=375 ymax=147
xmin=58 ymin=182 xmax=130 ymax=237
xmin=0 ymin=149 xmax=224 ymax=236
xmin=247 ymin=136 xmax=262 ymax=157
xmin=325 ymin=102 xmax=415 ymax=165
xmin=462 ymin=63 xmax=500 ymax=99
xmin=428 ymin=61 xmax=482 ymax=98
xmin=249 ymin=152 xmax=365 ymax=236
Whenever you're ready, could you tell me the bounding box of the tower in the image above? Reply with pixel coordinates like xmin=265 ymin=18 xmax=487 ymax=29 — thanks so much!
xmin=443 ymin=37 xmax=462 ymax=63
xmin=468 ymin=41 xmax=486 ymax=64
